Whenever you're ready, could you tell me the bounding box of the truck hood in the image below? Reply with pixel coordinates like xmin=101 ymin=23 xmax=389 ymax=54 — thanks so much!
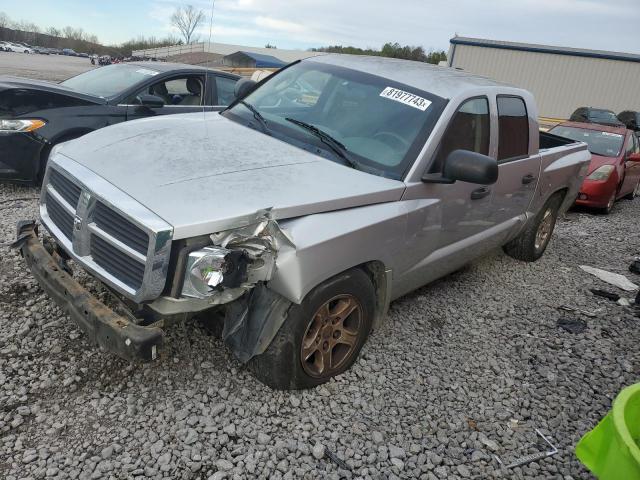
xmin=57 ymin=112 xmax=406 ymax=239
xmin=0 ymin=75 xmax=103 ymax=117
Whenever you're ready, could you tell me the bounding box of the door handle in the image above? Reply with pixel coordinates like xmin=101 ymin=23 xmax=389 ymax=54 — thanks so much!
xmin=470 ymin=186 xmax=491 ymax=200
xmin=522 ymin=174 xmax=536 ymax=185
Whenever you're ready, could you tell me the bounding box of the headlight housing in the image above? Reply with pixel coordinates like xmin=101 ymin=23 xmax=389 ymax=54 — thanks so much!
xmin=182 ymin=247 xmax=249 ymax=299
xmin=0 ymin=119 xmax=47 ymax=132
xmin=587 ymin=164 xmax=614 ymax=181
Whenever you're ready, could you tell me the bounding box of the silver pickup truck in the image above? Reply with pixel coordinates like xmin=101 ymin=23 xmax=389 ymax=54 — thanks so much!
xmin=15 ymin=54 xmax=590 ymax=389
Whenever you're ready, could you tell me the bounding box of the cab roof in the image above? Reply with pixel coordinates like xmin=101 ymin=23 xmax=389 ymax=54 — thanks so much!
xmin=307 ymin=54 xmax=517 ymax=100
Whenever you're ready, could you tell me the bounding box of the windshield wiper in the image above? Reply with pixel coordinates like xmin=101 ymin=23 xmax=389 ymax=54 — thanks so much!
xmin=285 ymin=117 xmax=358 ymax=169
xmin=239 ymin=100 xmax=269 ymax=134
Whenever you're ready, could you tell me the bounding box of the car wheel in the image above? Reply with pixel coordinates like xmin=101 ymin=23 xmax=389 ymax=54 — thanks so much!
xmin=601 ymin=190 xmax=616 ymax=214
xmin=624 ymin=180 xmax=640 ymax=200
xmin=503 ymin=192 xmax=563 ymax=262
xmin=249 ymin=268 xmax=375 ymax=390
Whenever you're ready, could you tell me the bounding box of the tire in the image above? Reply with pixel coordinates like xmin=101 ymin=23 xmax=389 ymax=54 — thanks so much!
xmin=600 ymin=190 xmax=617 ymax=214
xmin=624 ymin=180 xmax=640 ymax=200
xmin=249 ymin=268 xmax=375 ymax=390
xmin=503 ymin=192 xmax=563 ymax=262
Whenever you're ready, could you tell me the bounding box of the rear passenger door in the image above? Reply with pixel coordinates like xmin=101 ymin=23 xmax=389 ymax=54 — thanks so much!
xmin=489 ymin=95 xmax=541 ymax=236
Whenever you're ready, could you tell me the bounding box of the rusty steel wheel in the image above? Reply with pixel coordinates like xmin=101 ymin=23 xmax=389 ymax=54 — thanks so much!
xmin=301 ymin=294 xmax=363 ymax=378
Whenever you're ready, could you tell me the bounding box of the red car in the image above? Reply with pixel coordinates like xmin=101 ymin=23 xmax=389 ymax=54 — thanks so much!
xmin=549 ymin=122 xmax=640 ymax=213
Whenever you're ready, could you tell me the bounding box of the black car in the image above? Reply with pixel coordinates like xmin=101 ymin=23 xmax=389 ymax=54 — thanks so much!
xmin=569 ymin=107 xmax=624 ymax=127
xmin=0 ymin=62 xmax=240 ymax=183
xmin=618 ymin=110 xmax=640 ymax=134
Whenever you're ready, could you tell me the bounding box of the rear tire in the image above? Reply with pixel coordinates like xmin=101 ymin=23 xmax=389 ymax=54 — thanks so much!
xmin=248 ymin=268 xmax=375 ymax=390
xmin=503 ymin=193 xmax=563 ymax=262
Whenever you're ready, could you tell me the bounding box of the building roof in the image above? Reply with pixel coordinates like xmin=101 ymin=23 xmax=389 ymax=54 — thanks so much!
xmin=450 ymin=36 xmax=640 ymax=64
xmin=225 ymin=51 xmax=286 ymax=68
xmin=308 ymin=54 xmax=520 ymax=100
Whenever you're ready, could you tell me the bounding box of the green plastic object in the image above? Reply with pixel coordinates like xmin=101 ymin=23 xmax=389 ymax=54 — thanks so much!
xmin=576 ymin=383 xmax=640 ymax=479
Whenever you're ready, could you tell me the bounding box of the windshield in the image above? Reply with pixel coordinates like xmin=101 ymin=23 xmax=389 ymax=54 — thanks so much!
xmin=550 ymin=125 xmax=624 ymax=157
xmin=61 ymin=64 xmax=160 ymax=98
xmin=590 ymin=109 xmax=621 ymax=124
xmin=222 ymin=61 xmax=445 ymax=179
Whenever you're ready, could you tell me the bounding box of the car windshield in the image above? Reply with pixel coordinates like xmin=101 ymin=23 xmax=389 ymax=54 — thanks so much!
xmin=222 ymin=61 xmax=445 ymax=179
xmin=61 ymin=64 xmax=160 ymax=98
xmin=590 ymin=110 xmax=620 ymax=123
xmin=550 ymin=125 xmax=624 ymax=157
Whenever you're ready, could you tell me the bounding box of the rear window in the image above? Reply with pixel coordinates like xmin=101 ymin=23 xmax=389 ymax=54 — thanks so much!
xmin=497 ymin=96 xmax=529 ymax=161
xmin=549 ymin=125 xmax=624 ymax=157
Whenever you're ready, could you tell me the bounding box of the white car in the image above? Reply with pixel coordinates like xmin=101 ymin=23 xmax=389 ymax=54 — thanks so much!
xmin=0 ymin=42 xmax=15 ymax=52
xmin=8 ymin=42 xmax=33 ymax=53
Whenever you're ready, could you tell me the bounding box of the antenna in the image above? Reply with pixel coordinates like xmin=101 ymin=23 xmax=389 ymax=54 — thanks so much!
xmin=207 ymin=0 xmax=215 ymax=69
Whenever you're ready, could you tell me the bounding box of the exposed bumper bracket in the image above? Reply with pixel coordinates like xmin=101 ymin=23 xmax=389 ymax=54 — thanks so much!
xmin=14 ymin=220 xmax=163 ymax=361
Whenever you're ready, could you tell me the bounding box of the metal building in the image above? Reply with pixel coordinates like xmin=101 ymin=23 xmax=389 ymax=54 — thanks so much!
xmin=448 ymin=36 xmax=640 ymax=121
xmin=222 ymin=51 xmax=286 ymax=68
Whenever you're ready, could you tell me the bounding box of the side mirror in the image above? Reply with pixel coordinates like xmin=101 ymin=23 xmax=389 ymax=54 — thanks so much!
xmin=423 ymin=150 xmax=498 ymax=184
xmin=136 ymin=94 xmax=165 ymax=109
xmin=234 ymin=78 xmax=257 ymax=100
xmin=628 ymin=153 xmax=640 ymax=162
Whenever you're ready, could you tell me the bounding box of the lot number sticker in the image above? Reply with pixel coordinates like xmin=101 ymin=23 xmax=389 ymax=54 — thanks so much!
xmin=380 ymin=87 xmax=431 ymax=111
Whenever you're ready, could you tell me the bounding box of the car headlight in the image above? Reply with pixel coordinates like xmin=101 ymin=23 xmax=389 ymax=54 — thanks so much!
xmin=182 ymin=247 xmax=249 ymax=299
xmin=0 ymin=119 xmax=47 ymax=132
xmin=587 ymin=164 xmax=614 ymax=181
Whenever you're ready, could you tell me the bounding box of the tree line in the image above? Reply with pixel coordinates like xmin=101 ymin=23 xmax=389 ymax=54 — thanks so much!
xmin=311 ymin=43 xmax=447 ymax=64
xmin=0 ymin=11 xmax=181 ymax=56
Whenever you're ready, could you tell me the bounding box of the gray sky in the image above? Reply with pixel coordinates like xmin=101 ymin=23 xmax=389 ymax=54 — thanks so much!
xmin=3 ymin=0 xmax=640 ymax=53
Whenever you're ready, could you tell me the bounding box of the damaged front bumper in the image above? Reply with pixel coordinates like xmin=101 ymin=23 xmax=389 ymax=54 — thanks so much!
xmin=13 ymin=221 xmax=163 ymax=361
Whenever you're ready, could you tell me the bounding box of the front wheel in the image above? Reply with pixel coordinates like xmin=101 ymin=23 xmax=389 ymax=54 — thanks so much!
xmin=503 ymin=193 xmax=563 ymax=262
xmin=624 ymin=180 xmax=640 ymax=200
xmin=249 ymin=268 xmax=375 ymax=390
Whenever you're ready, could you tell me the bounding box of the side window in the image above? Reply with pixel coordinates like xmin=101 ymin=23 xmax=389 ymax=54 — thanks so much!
xmin=625 ymin=134 xmax=635 ymax=157
xmin=128 ymin=75 xmax=204 ymax=106
xmin=497 ymin=96 xmax=529 ymax=161
xmin=430 ymin=97 xmax=490 ymax=173
xmin=215 ymin=76 xmax=238 ymax=106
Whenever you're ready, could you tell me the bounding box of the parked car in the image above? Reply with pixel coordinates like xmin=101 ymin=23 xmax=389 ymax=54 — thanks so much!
xmin=618 ymin=110 xmax=640 ymax=137
xmin=62 ymin=48 xmax=77 ymax=56
xmin=6 ymin=42 xmax=33 ymax=53
xmin=15 ymin=55 xmax=591 ymax=389
xmin=570 ymin=107 xmax=624 ymax=127
xmin=0 ymin=63 xmax=240 ymax=184
xmin=33 ymin=46 xmax=50 ymax=55
xmin=49 ymin=48 xmax=62 ymax=55
xmin=0 ymin=42 xmax=15 ymax=52
xmin=549 ymin=122 xmax=640 ymax=213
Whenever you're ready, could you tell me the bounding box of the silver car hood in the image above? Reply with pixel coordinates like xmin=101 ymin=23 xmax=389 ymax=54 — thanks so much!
xmin=57 ymin=112 xmax=405 ymax=239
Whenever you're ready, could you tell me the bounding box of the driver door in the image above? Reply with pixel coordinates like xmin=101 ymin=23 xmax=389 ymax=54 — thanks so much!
xmin=125 ymin=74 xmax=209 ymax=121
xmin=394 ymin=97 xmax=498 ymax=295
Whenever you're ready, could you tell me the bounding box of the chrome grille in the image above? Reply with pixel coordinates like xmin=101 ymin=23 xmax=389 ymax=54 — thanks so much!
xmin=39 ymin=158 xmax=173 ymax=303
xmin=90 ymin=236 xmax=145 ymax=289
xmin=49 ymin=169 xmax=81 ymax=207
xmin=94 ymin=202 xmax=149 ymax=255
xmin=44 ymin=192 xmax=74 ymax=240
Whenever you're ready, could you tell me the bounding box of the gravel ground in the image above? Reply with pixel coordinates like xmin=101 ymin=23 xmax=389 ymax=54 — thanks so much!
xmin=1 ymin=180 xmax=639 ymax=480
xmin=0 ymin=52 xmax=94 ymax=81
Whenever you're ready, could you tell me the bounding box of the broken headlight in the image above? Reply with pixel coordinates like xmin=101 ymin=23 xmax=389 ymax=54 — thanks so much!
xmin=181 ymin=247 xmax=249 ymax=299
